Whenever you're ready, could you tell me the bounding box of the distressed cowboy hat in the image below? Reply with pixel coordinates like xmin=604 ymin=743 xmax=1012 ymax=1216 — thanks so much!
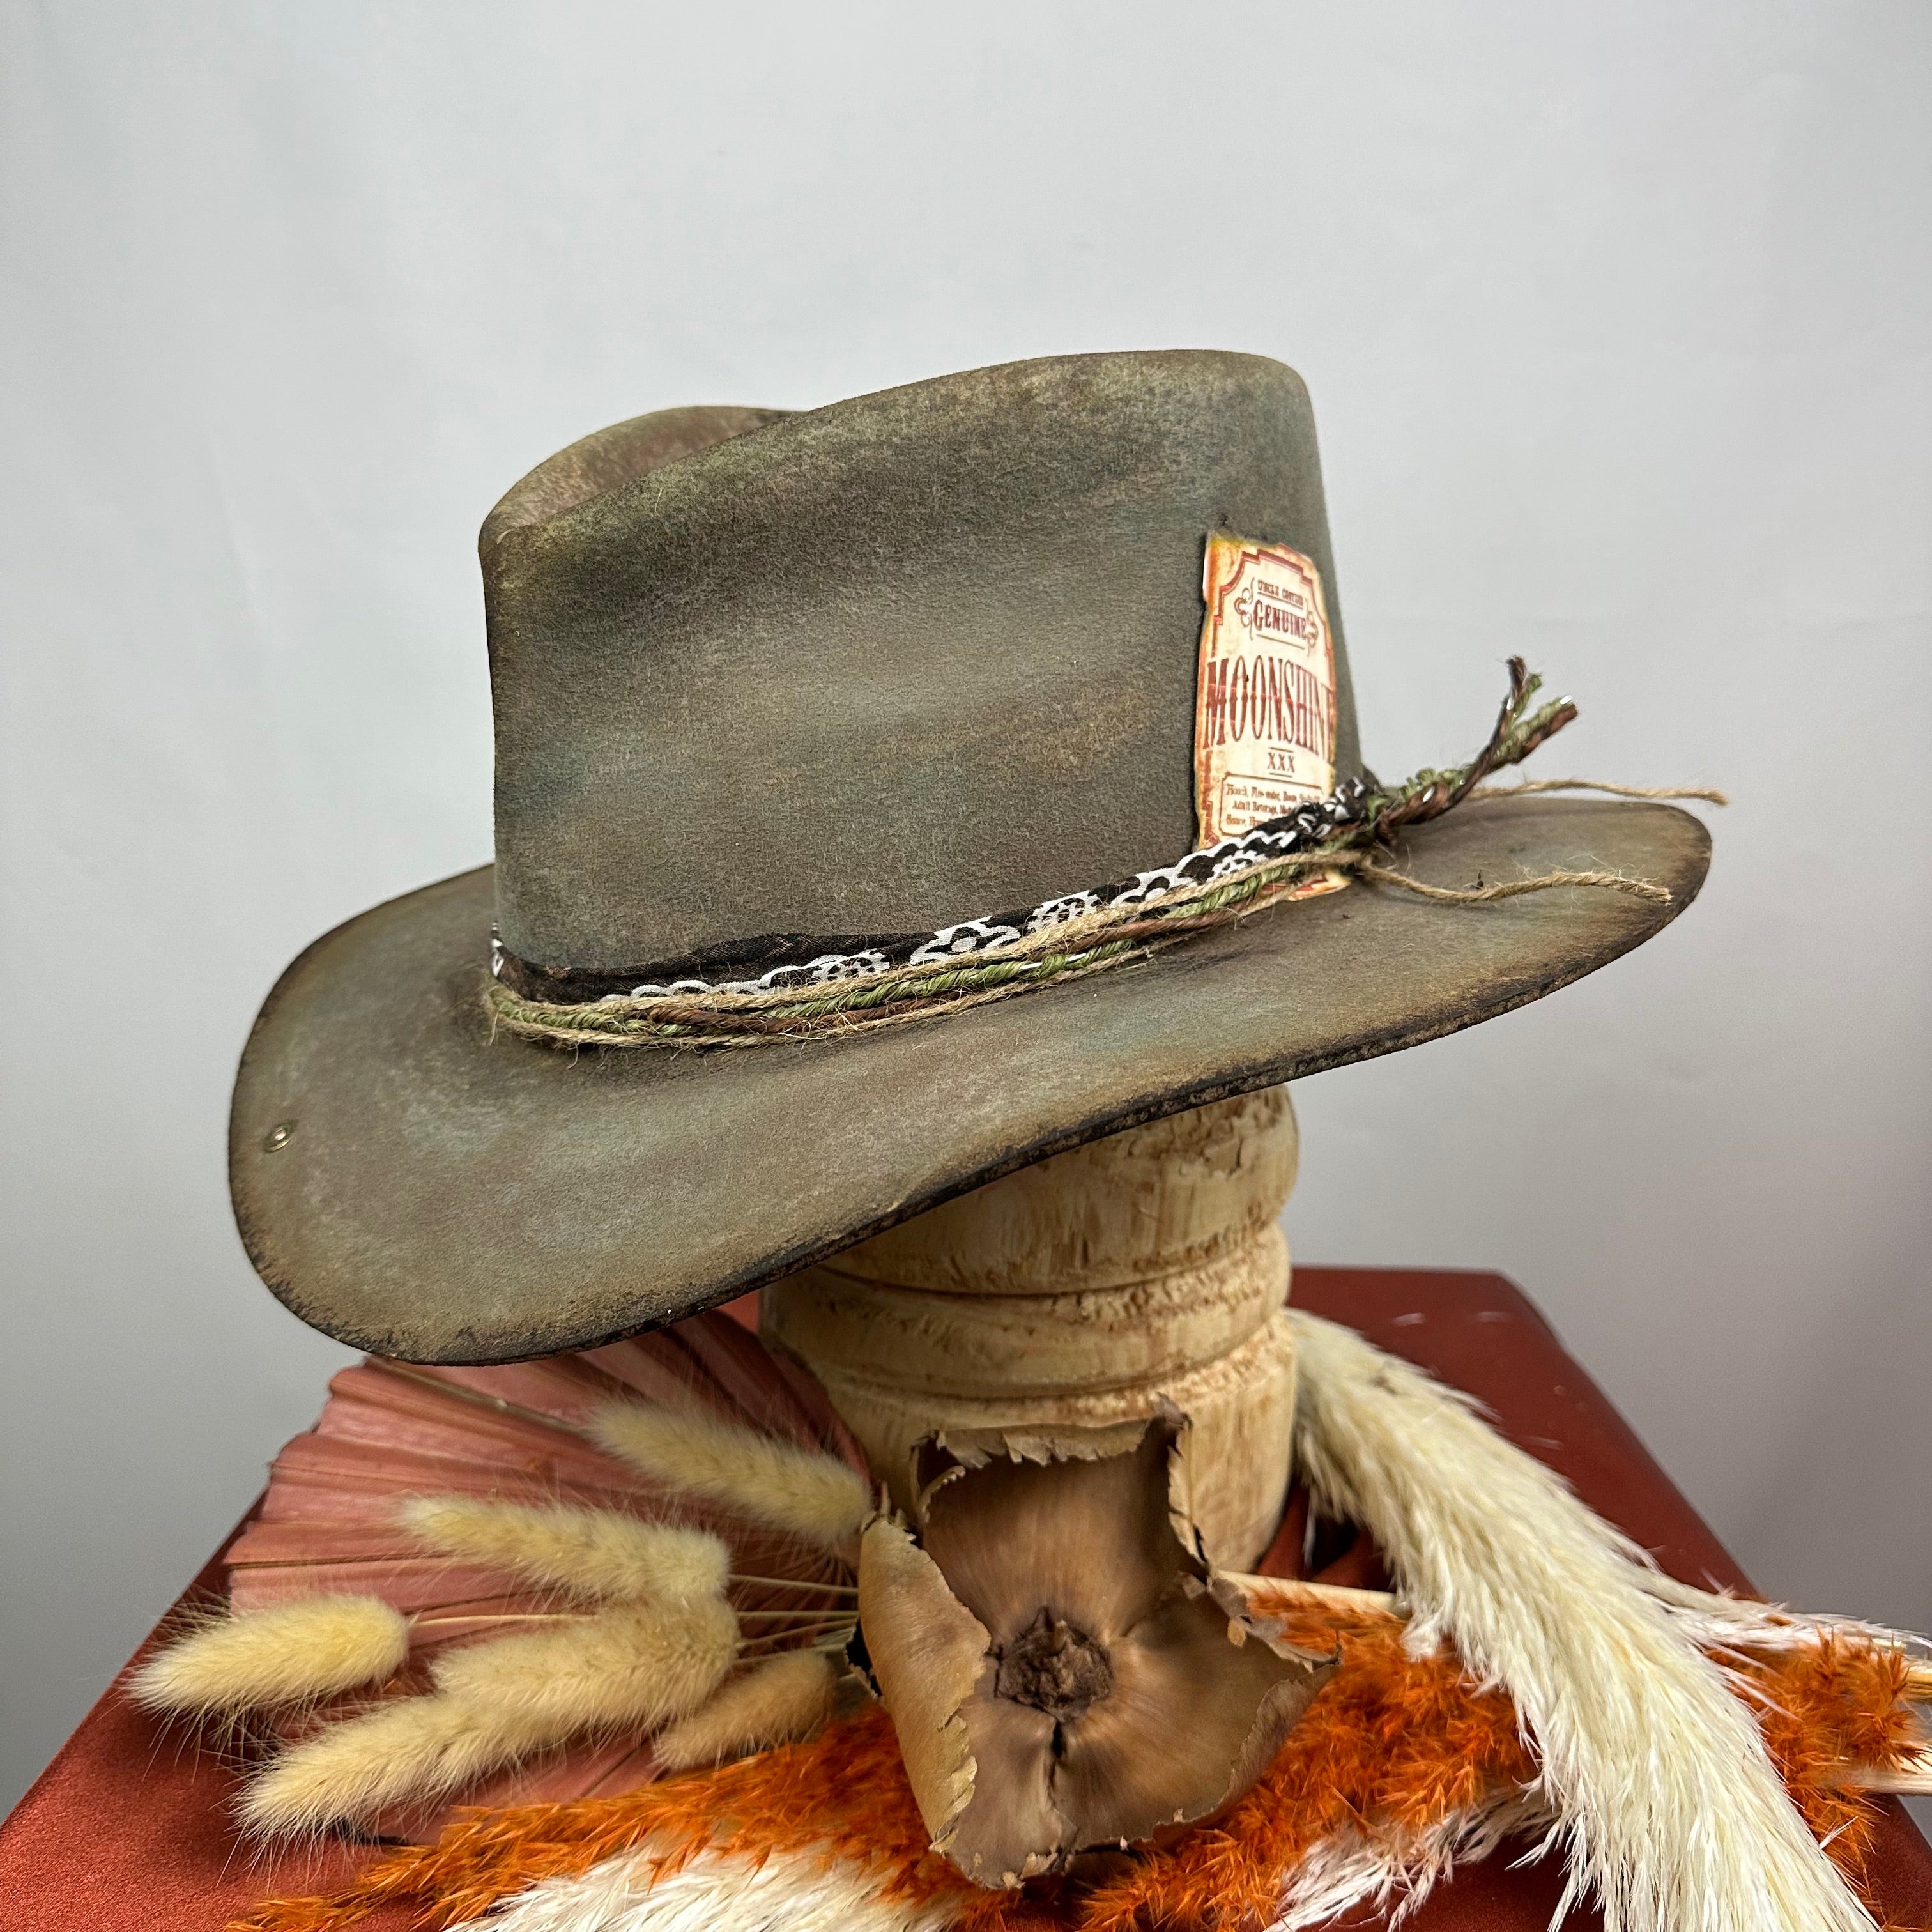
xmin=230 ymin=351 xmax=1709 ymax=1363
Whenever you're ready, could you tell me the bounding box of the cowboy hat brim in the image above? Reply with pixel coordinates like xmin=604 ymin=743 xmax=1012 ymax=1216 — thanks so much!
xmin=228 ymin=793 xmax=1708 ymax=1363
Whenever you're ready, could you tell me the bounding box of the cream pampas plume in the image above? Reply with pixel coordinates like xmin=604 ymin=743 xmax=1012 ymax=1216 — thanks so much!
xmin=652 ymin=1648 xmax=841 ymax=1772
xmin=588 ymin=1404 xmax=872 ymax=1550
xmin=456 ymin=1823 xmax=1526 ymax=1932
xmin=400 ymin=1496 xmax=730 ymax=1606
xmin=1271 ymin=1790 xmax=1552 ymax=1931
xmin=241 ymin=1597 xmax=738 ymax=1837
xmin=452 ymin=1837 xmax=964 ymax=1932
xmin=132 ymin=1597 xmax=410 ymax=1717
xmin=461 ymin=1799 xmax=1545 ymax=1932
xmin=1284 ymin=1308 xmax=1875 ymax=1932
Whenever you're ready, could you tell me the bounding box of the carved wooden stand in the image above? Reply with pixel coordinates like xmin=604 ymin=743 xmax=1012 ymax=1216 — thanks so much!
xmin=763 ymin=1087 xmax=1300 ymax=1567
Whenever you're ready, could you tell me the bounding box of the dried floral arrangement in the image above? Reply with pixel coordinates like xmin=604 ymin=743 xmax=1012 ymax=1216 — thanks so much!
xmin=136 ymin=1114 xmax=1930 ymax=1932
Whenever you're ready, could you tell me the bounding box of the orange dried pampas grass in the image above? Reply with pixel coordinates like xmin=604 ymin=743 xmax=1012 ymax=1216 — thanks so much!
xmin=232 ymin=1611 xmax=1927 ymax=1932
xmin=1746 ymin=1636 xmax=1923 ymax=1876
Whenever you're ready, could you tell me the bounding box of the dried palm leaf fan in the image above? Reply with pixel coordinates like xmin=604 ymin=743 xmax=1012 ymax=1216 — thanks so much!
xmin=140 ymin=1310 xmax=870 ymax=1839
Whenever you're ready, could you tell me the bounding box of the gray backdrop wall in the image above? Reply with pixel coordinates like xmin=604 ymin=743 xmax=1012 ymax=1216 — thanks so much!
xmin=3 ymin=1 xmax=1927 ymax=1813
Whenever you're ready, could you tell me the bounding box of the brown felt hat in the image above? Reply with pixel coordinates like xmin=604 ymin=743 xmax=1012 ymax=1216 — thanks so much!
xmin=229 ymin=351 xmax=1709 ymax=1363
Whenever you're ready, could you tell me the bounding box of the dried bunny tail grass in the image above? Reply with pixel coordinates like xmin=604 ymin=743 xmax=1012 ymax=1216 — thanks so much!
xmin=132 ymin=1596 xmax=410 ymax=1717
xmin=652 ymin=1648 xmax=841 ymax=1772
xmin=460 ymin=1837 xmax=966 ymax=1932
xmin=401 ymin=1496 xmax=730 ymax=1606
xmin=241 ymin=1600 xmax=739 ymax=1838
xmin=240 ymin=1694 xmax=553 ymax=1840
xmin=1285 ymin=1309 xmax=1876 ymax=1932
xmin=586 ymin=1404 xmax=871 ymax=1549
xmin=430 ymin=1599 xmax=738 ymax=1732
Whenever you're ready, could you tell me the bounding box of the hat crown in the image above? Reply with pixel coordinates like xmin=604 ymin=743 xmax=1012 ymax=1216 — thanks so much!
xmin=482 ymin=351 xmax=1361 ymax=974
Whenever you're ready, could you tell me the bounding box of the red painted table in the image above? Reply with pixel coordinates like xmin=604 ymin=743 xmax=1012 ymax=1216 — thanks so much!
xmin=4 ymin=1268 xmax=1927 ymax=1930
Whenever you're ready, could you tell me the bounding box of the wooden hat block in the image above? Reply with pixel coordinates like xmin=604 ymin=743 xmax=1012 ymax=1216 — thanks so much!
xmin=763 ymin=1087 xmax=1298 ymax=1567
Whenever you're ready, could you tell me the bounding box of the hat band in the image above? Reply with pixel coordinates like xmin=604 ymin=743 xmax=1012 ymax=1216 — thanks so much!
xmin=489 ymin=776 xmax=1373 ymax=1008
xmin=483 ymin=664 xmax=1713 ymax=1051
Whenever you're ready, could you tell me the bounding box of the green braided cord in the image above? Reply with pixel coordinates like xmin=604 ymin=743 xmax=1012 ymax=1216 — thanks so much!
xmin=484 ymin=857 xmax=1356 ymax=1045
xmin=489 ymin=934 xmax=1162 ymax=1039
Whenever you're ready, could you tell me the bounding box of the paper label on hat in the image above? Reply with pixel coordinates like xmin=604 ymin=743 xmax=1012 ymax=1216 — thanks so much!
xmin=1193 ymin=533 xmax=1342 ymax=867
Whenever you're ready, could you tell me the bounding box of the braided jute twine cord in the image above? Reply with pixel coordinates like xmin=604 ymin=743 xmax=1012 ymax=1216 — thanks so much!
xmin=486 ymin=663 xmax=1725 ymax=1051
